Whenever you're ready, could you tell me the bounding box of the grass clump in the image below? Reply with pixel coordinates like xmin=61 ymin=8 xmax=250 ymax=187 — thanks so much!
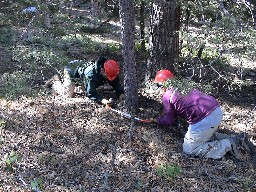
xmin=156 ymin=163 xmax=181 ymax=180
xmin=30 ymin=178 xmax=43 ymax=191
xmin=0 ymin=72 xmax=38 ymax=100
xmin=61 ymin=34 xmax=103 ymax=53
xmin=4 ymin=151 xmax=20 ymax=171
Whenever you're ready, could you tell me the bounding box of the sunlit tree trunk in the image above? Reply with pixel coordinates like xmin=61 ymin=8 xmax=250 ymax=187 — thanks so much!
xmin=119 ymin=0 xmax=138 ymax=114
xmin=146 ymin=0 xmax=181 ymax=80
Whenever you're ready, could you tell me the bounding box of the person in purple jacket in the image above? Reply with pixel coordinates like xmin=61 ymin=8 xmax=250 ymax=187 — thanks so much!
xmin=152 ymin=70 xmax=254 ymax=160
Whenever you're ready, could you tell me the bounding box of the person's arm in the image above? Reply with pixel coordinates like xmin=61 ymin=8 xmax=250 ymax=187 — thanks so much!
xmin=95 ymin=56 xmax=107 ymax=69
xmin=157 ymin=91 xmax=176 ymax=126
xmin=84 ymin=77 xmax=103 ymax=103
xmin=108 ymin=76 xmax=124 ymax=98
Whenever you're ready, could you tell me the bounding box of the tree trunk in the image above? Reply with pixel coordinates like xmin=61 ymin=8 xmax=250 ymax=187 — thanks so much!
xmin=42 ymin=2 xmax=51 ymax=28
xmin=146 ymin=0 xmax=181 ymax=80
xmin=44 ymin=11 xmax=51 ymax=29
xmin=244 ymin=0 xmax=256 ymax=29
xmin=119 ymin=0 xmax=138 ymax=114
xmin=139 ymin=0 xmax=146 ymax=52
xmin=91 ymin=0 xmax=100 ymax=17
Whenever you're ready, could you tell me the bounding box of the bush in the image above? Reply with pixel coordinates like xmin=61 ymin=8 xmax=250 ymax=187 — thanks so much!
xmin=0 ymin=72 xmax=37 ymax=99
xmin=156 ymin=163 xmax=181 ymax=179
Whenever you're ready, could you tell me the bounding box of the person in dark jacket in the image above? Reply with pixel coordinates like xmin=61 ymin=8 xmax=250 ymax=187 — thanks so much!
xmin=151 ymin=70 xmax=254 ymax=160
xmin=46 ymin=57 xmax=124 ymax=105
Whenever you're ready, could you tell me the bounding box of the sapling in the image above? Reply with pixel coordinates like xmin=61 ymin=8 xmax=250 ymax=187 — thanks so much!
xmin=163 ymin=77 xmax=213 ymax=95
xmin=5 ymin=151 xmax=20 ymax=170
xmin=156 ymin=163 xmax=181 ymax=179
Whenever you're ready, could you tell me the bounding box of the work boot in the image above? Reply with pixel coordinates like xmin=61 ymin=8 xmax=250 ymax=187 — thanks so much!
xmin=45 ymin=74 xmax=61 ymax=88
xmin=229 ymin=137 xmax=241 ymax=159
xmin=238 ymin=132 xmax=255 ymax=155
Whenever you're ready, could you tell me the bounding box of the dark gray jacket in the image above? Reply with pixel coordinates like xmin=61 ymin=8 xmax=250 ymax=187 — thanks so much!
xmin=69 ymin=57 xmax=124 ymax=103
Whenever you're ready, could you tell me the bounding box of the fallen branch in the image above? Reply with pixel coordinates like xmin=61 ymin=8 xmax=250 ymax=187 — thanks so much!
xmin=109 ymin=144 xmax=116 ymax=171
xmin=183 ymin=56 xmax=229 ymax=81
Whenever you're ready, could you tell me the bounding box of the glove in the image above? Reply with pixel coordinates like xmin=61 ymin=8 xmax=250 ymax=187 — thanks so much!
xmin=101 ymin=98 xmax=113 ymax=105
xmin=119 ymin=94 xmax=125 ymax=102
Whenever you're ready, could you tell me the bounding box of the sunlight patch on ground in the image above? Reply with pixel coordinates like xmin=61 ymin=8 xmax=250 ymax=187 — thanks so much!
xmin=225 ymin=56 xmax=256 ymax=70
xmin=108 ymin=21 xmax=122 ymax=28
xmin=51 ymin=96 xmax=90 ymax=105
xmin=115 ymin=151 xmax=136 ymax=166
xmin=185 ymin=26 xmax=256 ymax=70
xmin=0 ymin=97 xmax=38 ymax=118
xmin=83 ymin=34 xmax=121 ymax=45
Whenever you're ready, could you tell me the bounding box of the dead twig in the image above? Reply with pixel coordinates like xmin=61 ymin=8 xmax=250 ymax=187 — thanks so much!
xmin=109 ymin=144 xmax=116 ymax=171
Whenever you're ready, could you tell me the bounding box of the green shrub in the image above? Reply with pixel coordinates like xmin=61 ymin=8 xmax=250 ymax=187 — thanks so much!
xmin=30 ymin=178 xmax=43 ymax=191
xmin=106 ymin=43 xmax=120 ymax=53
xmin=61 ymin=34 xmax=103 ymax=53
xmin=0 ymin=27 xmax=14 ymax=45
xmin=156 ymin=163 xmax=181 ymax=179
xmin=0 ymin=72 xmax=37 ymax=99
xmin=48 ymin=27 xmax=66 ymax=37
xmin=5 ymin=151 xmax=20 ymax=171
xmin=12 ymin=44 xmax=69 ymax=67
xmin=200 ymin=48 xmax=228 ymax=66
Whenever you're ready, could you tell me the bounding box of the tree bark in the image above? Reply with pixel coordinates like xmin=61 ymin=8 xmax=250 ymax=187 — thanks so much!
xmin=91 ymin=0 xmax=100 ymax=18
xmin=146 ymin=0 xmax=181 ymax=80
xmin=119 ymin=0 xmax=138 ymax=114
xmin=139 ymin=0 xmax=146 ymax=52
xmin=244 ymin=0 xmax=256 ymax=29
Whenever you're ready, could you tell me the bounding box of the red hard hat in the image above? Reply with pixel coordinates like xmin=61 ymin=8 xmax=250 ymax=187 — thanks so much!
xmin=104 ymin=60 xmax=120 ymax=81
xmin=153 ymin=69 xmax=175 ymax=83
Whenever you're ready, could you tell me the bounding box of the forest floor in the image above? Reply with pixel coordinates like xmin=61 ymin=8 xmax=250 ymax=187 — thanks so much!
xmin=1 ymin=5 xmax=256 ymax=192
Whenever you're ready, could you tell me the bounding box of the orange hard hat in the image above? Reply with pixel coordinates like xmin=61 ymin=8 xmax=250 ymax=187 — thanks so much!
xmin=104 ymin=60 xmax=120 ymax=81
xmin=153 ymin=69 xmax=175 ymax=83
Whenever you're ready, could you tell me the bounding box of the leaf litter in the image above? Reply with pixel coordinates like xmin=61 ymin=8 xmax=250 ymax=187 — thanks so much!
xmin=0 ymin=81 xmax=255 ymax=191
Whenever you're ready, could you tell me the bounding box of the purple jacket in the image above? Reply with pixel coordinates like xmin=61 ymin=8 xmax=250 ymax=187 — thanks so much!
xmin=157 ymin=89 xmax=220 ymax=126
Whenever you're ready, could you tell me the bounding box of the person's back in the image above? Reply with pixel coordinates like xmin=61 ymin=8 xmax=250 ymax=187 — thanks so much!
xmin=157 ymin=89 xmax=219 ymax=126
xmin=153 ymin=69 xmax=254 ymax=160
xmin=172 ymin=89 xmax=220 ymax=124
